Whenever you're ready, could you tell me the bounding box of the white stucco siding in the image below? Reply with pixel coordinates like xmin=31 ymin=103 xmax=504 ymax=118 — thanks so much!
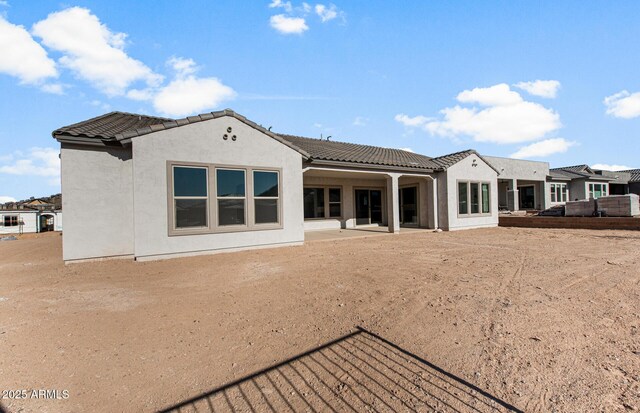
xmin=60 ymin=145 xmax=134 ymax=261
xmin=484 ymin=156 xmax=549 ymax=181
xmin=131 ymin=116 xmax=304 ymax=259
xmin=0 ymin=212 xmax=38 ymax=234
xmin=442 ymin=154 xmax=498 ymax=230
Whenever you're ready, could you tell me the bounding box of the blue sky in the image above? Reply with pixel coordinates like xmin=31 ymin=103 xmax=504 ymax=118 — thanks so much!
xmin=1 ymin=1 xmax=639 ymax=201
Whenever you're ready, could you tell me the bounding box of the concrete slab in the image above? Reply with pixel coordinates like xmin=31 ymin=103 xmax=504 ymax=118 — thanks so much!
xmin=304 ymin=226 xmax=431 ymax=242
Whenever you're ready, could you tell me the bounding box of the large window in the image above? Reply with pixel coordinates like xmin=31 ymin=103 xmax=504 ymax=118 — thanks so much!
xmin=2 ymin=215 xmax=18 ymax=227
xmin=217 ymin=169 xmax=246 ymax=226
xmin=550 ymin=183 xmax=568 ymax=203
xmin=254 ymin=171 xmax=279 ymax=224
xmin=169 ymin=163 xmax=281 ymax=235
xmin=588 ymin=183 xmax=607 ymax=199
xmin=173 ymin=166 xmax=208 ymax=228
xmin=458 ymin=181 xmax=490 ymax=216
xmin=304 ymin=187 xmax=342 ymax=219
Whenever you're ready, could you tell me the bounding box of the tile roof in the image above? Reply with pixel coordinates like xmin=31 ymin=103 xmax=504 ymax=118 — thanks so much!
xmin=430 ymin=150 xmax=477 ymax=169
xmin=622 ymin=169 xmax=640 ymax=182
xmin=53 ymin=110 xmax=310 ymax=157
xmin=277 ymin=134 xmax=440 ymax=170
xmin=53 ymin=111 xmax=171 ymax=141
xmin=53 ymin=110 xmax=492 ymax=173
xmin=550 ymin=165 xmax=610 ymax=181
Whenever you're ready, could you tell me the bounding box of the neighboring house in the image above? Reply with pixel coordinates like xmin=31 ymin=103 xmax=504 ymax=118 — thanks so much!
xmin=0 ymin=206 xmax=62 ymax=234
xmin=549 ymin=165 xmax=612 ymax=202
xmin=485 ymin=156 xmax=549 ymax=211
xmin=52 ymin=110 xmax=499 ymax=262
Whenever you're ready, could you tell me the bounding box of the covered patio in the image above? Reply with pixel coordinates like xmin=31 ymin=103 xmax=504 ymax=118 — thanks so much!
xmin=302 ymin=166 xmax=439 ymax=234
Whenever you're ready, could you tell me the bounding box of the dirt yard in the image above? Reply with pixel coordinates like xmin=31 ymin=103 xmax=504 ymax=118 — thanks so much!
xmin=0 ymin=228 xmax=638 ymax=412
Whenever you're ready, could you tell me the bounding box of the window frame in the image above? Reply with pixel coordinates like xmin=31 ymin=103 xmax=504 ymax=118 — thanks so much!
xmin=303 ymin=186 xmax=343 ymax=220
xmin=171 ymin=164 xmax=210 ymax=231
xmin=550 ymin=183 xmax=568 ymax=204
xmin=457 ymin=180 xmax=492 ymax=217
xmin=253 ymin=169 xmax=281 ymax=226
xmin=167 ymin=161 xmax=282 ymax=236
xmin=2 ymin=215 xmax=18 ymax=227
xmin=588 ymin=182 xmax=608 ymax=199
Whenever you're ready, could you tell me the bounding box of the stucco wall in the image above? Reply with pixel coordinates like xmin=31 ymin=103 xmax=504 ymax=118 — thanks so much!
xmin=131 ymin=116 xmax=304 ymax=259
xmin=485 ymin=156 xmax=549 ymax=181
xmin=61 ymin=144 xmax=134 ymax=261
xmin=441 ymin=154 xmax=499 ymax=230
xmin=569 ymin=179 xmax=587 ymax=201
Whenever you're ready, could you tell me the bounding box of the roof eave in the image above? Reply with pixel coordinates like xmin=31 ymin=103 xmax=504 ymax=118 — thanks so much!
xmin=306 ymin=159 xmax=438 ymax=174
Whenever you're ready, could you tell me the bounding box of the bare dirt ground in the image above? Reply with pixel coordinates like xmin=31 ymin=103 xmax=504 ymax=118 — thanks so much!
xmin=0 ymin=228 xmax=638 ymax=413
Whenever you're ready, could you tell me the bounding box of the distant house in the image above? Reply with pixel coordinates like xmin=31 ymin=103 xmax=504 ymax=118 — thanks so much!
xmin=53 ymin=110 xmax=499 ymax=262
xmin=549 ymin=165 xmax=615 ymax=202
xmin=484 ymin=156 xmax=549 ymax=211
xmin=0 ymin=198 xmax=62 ymax=234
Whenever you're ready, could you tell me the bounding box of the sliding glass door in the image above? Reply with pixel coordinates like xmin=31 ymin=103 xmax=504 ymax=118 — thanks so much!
xmin=355 ymin=189 xmax=383 ymax=225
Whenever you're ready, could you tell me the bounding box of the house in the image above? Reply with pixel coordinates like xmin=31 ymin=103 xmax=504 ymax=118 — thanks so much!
xmin=549 ymin=165 xmax=613 ymax=202
xmin=484 ymin=156 xmax=549 ymax=211
xmin=0 ymin=205 xmax=62 ymax=234
xmin=52 ymin=110 xmax=498 ymax=263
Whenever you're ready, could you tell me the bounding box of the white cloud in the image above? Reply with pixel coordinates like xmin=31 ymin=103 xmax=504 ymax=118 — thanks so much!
xmin=604 ymin=90 xmax=640 ymax=119
xmin=0 ymin=147 xmax=60 ymax=186
xmin=353 ymin=116 xmax=368 ymax=126
xmin=591 ymin=163 xmax=634 ymax=171
xmin=456 ymin=83 xmax=522 ymax=106
xmin=269 ymin=0 xmax=293 ymax=12
xmin=167 ymin=56 xmax=198 ymax=77
xmin=315 ymin=4 xmax=339 ymax=22
xmin=0 ymin=16 xmax=57 ymax=84
xmin=394 ymin=114 xmax=429 ymax=127
xmin=151 ymin=57 xmax=236 ymax=117
xmin=41 ymin=83 xmax=65 ymax=94
xmin=397 ymin=147 xmax=414 ymax=153
xmin=510 ymin=138 xmax=576 ymax=159
xmin=270 ymin=14 xmax=308 ymax=34
xmin=32 ymin=7 xmax=162 ymax=96
xmin=0 ymin=1 xmax=9 ymax=6
xmin=0 ymin=196 xmax=17 ymax=203
xmin=407 ymin=83 xmax=561 ymax=144
xmin=514 ymin=80 xmax=561 ymax=98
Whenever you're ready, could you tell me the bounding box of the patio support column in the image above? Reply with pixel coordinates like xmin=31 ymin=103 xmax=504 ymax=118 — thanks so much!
xmin=386 ymin=173 xmax=400 ymax=233
xmin=507 ymin=179 xmax=519 ymax=211
xmin=431 ymin=176 xmax=439 ymax=229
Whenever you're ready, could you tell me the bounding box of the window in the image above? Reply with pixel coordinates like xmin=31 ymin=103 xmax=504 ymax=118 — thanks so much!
xmin=550 ymin=183 xmax=567 ymax=203
xmin=217 ymin=169 xmax=246 ymax=226
xmin=458 ymin=181 xmax=491 ymax=216
xmin=470 ymin=183 xmax=480 ymax=214
xmin=254 ymin=171 xmax=279 ymax=224
xmin=173 ymin=166 xmax=208 ymax=228
xmin=588 ymin=183 xmax=607 ymax=199
xmin=481 ymin=183 xmax=490 ymax=213
xmin=328 ymin=188 xmax=342 ymax=217
xmin=458 ymin=182 xmax=468 ymax=214
xmin=303 ymin=187 xmax=342 ymax=219
xmin=3 ymin=215 xmax=18 ymax=227
xmin=168 ymin=162 xmax=282 ymax=235
xmin=304 ymin=188 xmax=325 ymax=219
